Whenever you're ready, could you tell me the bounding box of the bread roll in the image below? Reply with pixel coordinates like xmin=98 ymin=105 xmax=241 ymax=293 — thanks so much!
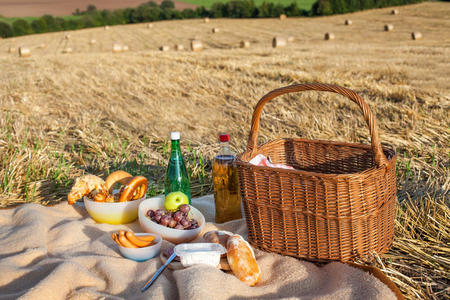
xmin=227 ymin=234 xmax=261 ymax=286
xmin=203 ymin=230 xmax=233 ymax=248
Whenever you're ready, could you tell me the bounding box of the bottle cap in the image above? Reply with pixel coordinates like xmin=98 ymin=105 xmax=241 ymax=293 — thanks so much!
xmin=171 ymin=131 xmax=180 ymax=140
xmin=219 ymin=134 xmax=229 ymax=143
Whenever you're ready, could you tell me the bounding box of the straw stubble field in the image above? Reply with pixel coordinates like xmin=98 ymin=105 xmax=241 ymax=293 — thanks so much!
xmin=0 ymin=2 xmax=448 ymax=299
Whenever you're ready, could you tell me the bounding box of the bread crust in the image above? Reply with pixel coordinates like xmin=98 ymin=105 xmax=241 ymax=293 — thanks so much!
xmin=226 ymin=234 xmax=261 ymax=286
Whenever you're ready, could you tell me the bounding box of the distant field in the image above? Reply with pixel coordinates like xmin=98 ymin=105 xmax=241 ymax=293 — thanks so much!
xmin=177 ymin=0 xmax=316 ymax=9
xmin=0 ymin=0 xmax=195 ymax=17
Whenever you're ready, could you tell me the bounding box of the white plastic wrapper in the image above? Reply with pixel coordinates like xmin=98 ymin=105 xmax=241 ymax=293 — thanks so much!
xmin=249 ymin=154 xmax=294 ymax=170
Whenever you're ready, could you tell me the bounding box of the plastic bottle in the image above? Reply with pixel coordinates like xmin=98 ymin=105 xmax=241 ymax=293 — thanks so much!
xmin=212 ymin=133 xmax=241 ymax=223
xmin=164 ymin=132 xmax=191 ymax=203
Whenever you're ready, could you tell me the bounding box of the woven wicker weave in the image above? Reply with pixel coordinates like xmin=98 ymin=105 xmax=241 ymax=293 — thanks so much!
xmin=236 ymin=83 xmax=397 ymax=262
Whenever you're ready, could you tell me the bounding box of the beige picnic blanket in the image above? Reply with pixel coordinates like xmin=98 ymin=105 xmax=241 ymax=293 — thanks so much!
xmin=0 ymin=195 xmax=396 ymax=300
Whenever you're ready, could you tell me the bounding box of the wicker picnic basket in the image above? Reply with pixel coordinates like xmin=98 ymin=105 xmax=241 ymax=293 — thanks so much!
xmin=236 ymin=83 xmax=397 ymax=262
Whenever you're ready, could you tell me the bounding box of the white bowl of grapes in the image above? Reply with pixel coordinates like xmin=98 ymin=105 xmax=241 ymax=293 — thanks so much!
xmin=138 ymin=195 xmax=205 ymax=244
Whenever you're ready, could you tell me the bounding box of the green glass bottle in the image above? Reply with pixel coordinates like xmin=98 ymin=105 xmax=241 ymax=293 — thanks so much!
xmin=164 ymin=132 xmax=191 ymax=203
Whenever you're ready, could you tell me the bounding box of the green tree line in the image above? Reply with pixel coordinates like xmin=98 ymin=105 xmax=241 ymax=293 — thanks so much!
xmin=0 ymin=0 xmax=425 ymax=38
xmin=311 ymin=0 xmax=424 ymax=15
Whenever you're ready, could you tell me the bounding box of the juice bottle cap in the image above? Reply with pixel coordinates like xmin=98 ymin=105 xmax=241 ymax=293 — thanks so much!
xmin=219 ymin=134 xmax=229 ymax=143
xmin=171 ymin=131 xmax=180 ymax=140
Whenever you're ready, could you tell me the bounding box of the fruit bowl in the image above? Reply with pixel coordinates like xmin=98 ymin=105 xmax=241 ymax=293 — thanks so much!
xmin=138 ymin=195 xmax=205 ymax=244
xmin=84 ymin=196 xmax=145 ymax=225
xmin=117 ymin=233 xmax=162 ymax=262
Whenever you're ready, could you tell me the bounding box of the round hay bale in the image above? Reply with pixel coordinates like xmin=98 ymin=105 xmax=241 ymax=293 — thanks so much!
xmin=147 ymin=23 xmax=153 ymax=28
xmin=90 ymin=39 xmax=96 ymax=45
xmin=174 ymin=44 xmax=184 ymax=51
xmin=160 ymin=45 xmax=170 ymax=51
xmin=122 ymin=45 xmax=129 ymax=52
xmin=279 ymin=14 xmax=287 ymax=20
xmin=240 ymin=40 xmax=250 ymax=48
xmin=62 ymin=47 xmax=72 ymax=54
xmin=287 ymin=36 xmax=295 ymax=43
xmin=345 ymin=19 xmax=352 ymax=26
xmin=272 ymin=36 xmax=286 ymax=48
xmin=64 ymin=34 xmax=71 ymax=40
xmin=37 ymin=43 xmax=46 ymax=49
xmin=112 ymin=43 xmax=122 ymax=53
xmin=191 ymin=40 xmax=203 ymax=52
xmin=384 ymin=24 xmax=394 ymax=31
xmin=104 ymin=26 xmax=110 ymax=30
xmin=411 ymin=32 xmax=422 ymax=40
xmin=212 ymin=27 xmax=219 ymax=33
xmin=324 ymin=32 xmax=335 ymax=40
xmin=8 ymin=47 xmax=16 ymax=53
xmin=19 ymin=47 xmax=31 ymax=57
xmin=204 ymin=17 xmax=210 ymax=23
xmin=391 ymin=9 xmax=399 ymax=15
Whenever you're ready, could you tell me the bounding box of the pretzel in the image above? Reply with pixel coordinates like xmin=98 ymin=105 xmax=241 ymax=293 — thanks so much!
xmin=118 ymin=176 xmax=148 ymax=202
xmin=105 ymin=170 xmax=133 ymax=194
xmin=67 ymin=174 xmax=106 ymax=205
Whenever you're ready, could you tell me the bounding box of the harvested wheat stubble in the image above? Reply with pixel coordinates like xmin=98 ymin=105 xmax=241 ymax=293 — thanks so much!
xmin=212 ymin=27 xmax=220 ymax=33
xmin=122 ymin=45 xmax=129 ymax=52
xmin=384 ymin=24 xmax=394 ymax=31
xmin=174 ymin=44 xmax=184 ymax=51
xmin=8 ymin=47 xmax=16 ymax=53
xmin=18 ymin=47 xmax=30 ymax=57
xmin=287 ymin=36 xmax=295 ymax=42
xmin=62 ymin=47 xmax=72 ymax=54
xmin=280 ymin=14 xmax=287 ymax=20
xmin=90 ymin=39 xmax=96 ymax=45
xmin=324 ymin=32 xmax=335 ymax=40
xmin=345 ymin=19 xmax=352 ymax=25
xmin=240 ymin=40 xmax=250 ymax=48
xmin=272 ymin=36 xmax=286 ymax=48
xmin=159 ymin=45 xmax=170 ymax=51
xmin=112 ymin=44 xmax=122 ymax=53
xmin=190 ymin=40 xmax=203 ymax=52
xmin=0 ymin=3 xmax=448 ymax=299
xmin=204 ymin=17 xmax=210 ymax=23
xmin=391 ymin=9 xmax=399 ymax=15
xmin=411 ymin=32 xmax=422 ymax=40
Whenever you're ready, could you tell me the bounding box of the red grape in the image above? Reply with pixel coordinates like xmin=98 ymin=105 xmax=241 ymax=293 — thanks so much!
xmin=155 ymin=209 xmax=166 ymax=215
xmin=147 ymin=209 xmax=155 ymax=218
xmin=174 ymin=224 xmax=184 ymax=230
xmin=180 ymin=218 xmax=191 ymax=228
xmin=179 ymin=204 xmax=190 ymax=214
xmin=160 ymin=215 xmax=171 ymax=226
xmin=173 ymin=211 xmax=183 ymax=222
xmin=168 ymin=219 xmax=177 ymax=228
xmin=154 ymin=214 xmax=162 ymax=222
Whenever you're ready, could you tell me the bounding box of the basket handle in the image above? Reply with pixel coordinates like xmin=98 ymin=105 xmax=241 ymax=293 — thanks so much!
xmin=247 ymin=83 xmax=388 ymax=168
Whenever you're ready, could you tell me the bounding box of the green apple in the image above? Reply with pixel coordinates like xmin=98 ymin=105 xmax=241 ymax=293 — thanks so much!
xmin=164 ymin=191 xmax=189 ymax=211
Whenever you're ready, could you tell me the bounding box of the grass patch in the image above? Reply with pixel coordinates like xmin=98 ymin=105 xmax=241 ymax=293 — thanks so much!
xmin=0 ymin=15 xmax=81 ymax=25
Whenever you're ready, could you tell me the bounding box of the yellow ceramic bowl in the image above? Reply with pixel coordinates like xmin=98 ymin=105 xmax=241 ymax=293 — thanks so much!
xmin=84 ymin=196 xmax=145 ymax=224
